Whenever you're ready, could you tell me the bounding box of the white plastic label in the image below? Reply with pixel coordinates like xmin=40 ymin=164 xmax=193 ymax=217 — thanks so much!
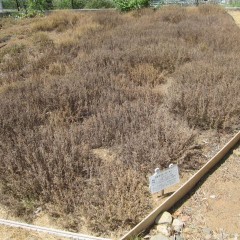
xmin=149 ymin=165 xmax=180 ymax=194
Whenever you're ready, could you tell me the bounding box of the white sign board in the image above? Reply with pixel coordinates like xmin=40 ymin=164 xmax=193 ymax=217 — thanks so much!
xmin=149 ymin=165 xmax=180 ymax=194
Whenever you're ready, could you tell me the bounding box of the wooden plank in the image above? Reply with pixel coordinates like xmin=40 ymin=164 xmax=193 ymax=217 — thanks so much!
xmin=120 ymin=130 xmax=240 ymax=240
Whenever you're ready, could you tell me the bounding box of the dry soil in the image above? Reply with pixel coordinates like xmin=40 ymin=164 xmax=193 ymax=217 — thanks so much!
xmin=171 ymin=140 xmax=240 ymax=239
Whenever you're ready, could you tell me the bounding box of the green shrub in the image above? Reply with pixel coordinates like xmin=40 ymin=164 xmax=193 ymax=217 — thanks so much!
xmin=2 ymin=0 xmax=53 ymax=11
xmin=53 ymin=0 xmax=72 ymax=9
xmin=53 ymin=0 xmax=114 ymax=9
xmin=27 ymin=0 xmax=47 ymax=11
xmin=2 ymin=0 xmax=17 ymax=9
xmin=72 ymin=0 xmax=87 ymax=8
xmin=85 ymin=0 xmax=115 ymax=9
xmin=114 ymin=0 xmax=150 ymax=11
xmin=227 ymin=1 xmax=240 ymax=7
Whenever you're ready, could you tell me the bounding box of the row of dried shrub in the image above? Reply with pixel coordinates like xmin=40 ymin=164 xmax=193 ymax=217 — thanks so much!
xmin=0 ymin=5 xmax=240 ymax=236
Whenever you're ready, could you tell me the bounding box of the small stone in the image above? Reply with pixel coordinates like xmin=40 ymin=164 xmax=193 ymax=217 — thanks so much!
xmin=157 ymin=224 xmax=171 ymax=237
xmin=182 ymin=207 xmax=192 ymax=215
xmin=155 ymin=211 xmax=173 ymax=225
xmin=184 ymin=227 xmax=199 ymax=235
xmin=210 ymin=195 xmax=216 ymax=199
xmin=150 ymin=233 xmax=171 ymax=240
xmin=34 ymin=206 xmax=42 ymax=215
xmin=228 ymin=233 xmax=239 ymax=240
xmin=202 ymin=228 xmax=212 ymax=235
xmin=183 ymin=228 xmax=192 ymax=234
xmin=172 ymin=219 xmax=184 ymax=232
xmin=173 ymin=235 xmax=185 ymax=240
xmin=144 ymin=235 xmax=151 ymax=239
xmin=173 ymin=210 xmax=182 ymax=217
xmin=150 ymin=228 xmax=159 ymax=236
xmin=205 ymin=234 xmax=212 ymax=240
xmin=180 ymin=215 xmax=190 ymax=222
xmin=233 ymin=150 xmax=240 ymax=157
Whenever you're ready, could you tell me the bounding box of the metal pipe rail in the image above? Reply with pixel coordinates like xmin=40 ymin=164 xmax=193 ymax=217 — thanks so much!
xmin=0 ymin=218 xmax=111 ymax=240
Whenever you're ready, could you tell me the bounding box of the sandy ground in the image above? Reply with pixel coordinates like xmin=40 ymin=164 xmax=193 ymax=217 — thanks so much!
xmin=170 ymin=141 xmax=240 ymax=239
xmin=228 ymin=10 xmax=240 ymax=27
xmin=0 ymin=225 xmax=65 ymax=240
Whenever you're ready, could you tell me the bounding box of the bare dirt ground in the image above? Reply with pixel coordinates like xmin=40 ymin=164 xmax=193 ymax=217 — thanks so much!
xmin=171 ymin=140 xmax=240 ymax=240
xmin=228 ymin=10 xmax=240 ymax=26
xmin=0 ymin=226 xmax=65 ymax=240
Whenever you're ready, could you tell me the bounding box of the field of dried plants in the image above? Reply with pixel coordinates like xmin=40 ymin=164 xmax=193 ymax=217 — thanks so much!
xmin=0 ymin=5 xmax=240 ymax=238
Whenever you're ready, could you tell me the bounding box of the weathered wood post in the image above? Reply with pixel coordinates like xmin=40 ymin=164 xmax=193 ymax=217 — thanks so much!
xmin=158 ymin=167 xmax=164 ymax=197
xmin=154 ymin=168 xmax=164 ymax=197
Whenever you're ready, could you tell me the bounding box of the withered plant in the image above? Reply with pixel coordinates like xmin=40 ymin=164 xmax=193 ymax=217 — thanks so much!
xmin=0 ymin=5 xmax=239 ymax=236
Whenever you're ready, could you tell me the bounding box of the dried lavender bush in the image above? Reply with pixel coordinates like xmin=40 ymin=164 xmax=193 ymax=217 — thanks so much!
xmin=0 ymin=5 xmax=239 ymax=236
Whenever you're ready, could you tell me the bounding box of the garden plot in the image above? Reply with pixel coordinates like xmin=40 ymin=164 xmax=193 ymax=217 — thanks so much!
xmin=0 ymin=5 xmax=240 ymax=238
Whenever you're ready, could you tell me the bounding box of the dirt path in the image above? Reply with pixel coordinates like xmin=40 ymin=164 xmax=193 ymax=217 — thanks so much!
xmin=228 ymin=10 xmax=240 ymax=27
xmin=171 ymin=143 xmax=240 ymax=239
